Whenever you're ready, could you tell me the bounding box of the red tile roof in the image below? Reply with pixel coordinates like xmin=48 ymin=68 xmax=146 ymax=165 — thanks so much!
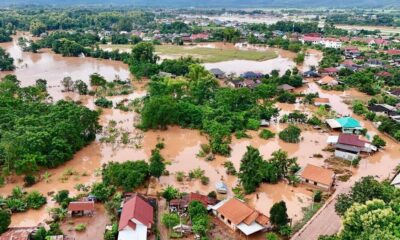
xmin=189 ymin=192 xmax=209 ymax=206
xmin=376 ymin=71 xmax=393 ymax=77
xmin=337 ymin=134 xmax=366 ymax=147
xmin=387 ymin=49 xmax=400 ymax=55
xmin=322 ymin=67 xmax=338 ymax=73
xmin=67 ymin=201 xmax=95 ymax=212
xmin=303 ymin=36 xmax=322 ymax=42
xmin=118 ymin=195 xmax=154 ymax=231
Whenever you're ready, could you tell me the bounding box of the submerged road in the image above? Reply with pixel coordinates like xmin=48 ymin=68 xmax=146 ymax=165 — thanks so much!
xmin=291 ymin=185 xmax=351 ymax=240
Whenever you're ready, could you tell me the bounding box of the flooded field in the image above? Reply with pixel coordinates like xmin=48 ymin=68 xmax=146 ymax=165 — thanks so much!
xmin=335 ymin=24 xmax=400 ymax=34
xmin=0 ymin=34 xmax=399 ymax=240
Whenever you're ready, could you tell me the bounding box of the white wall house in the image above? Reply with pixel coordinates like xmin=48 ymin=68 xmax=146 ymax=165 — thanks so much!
xmin=118 ymin=195 xmax=154 ymax=240
xmin=118 ymin=219 xmax=148 ymax=240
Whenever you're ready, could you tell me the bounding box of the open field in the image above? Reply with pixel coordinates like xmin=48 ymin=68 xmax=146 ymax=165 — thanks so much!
xmin=100 ymin=44 xmax=278 ymax=63
xmin=335 ymin=24 xmax=400 ymax=34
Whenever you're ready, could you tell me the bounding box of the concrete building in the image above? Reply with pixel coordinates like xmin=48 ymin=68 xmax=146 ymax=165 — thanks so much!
xmin=118 ymin=195 xmax=154 ymax=240
xmin=299 ymin=164 xmax=335 ymax=191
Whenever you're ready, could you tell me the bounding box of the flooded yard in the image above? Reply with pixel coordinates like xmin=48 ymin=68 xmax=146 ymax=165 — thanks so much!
xmin=0 ymin=34 xmax=399 ymax=240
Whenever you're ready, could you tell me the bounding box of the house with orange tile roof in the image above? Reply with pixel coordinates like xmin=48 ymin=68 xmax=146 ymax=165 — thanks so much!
xmin=211 ymin=198 xmax=271 ymax=236
xmin=299 ymin=164 xmax=335 ymax=191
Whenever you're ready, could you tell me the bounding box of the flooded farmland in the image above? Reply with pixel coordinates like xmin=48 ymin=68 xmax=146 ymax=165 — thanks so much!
xmin=0 ymin=34 xmax=399 ymax=240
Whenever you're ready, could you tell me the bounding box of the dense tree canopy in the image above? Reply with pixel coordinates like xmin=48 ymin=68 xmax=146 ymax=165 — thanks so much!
xmin=101 ymin=161 xmax=149 ymax=191
xmin=335 ymin=176 xmax=399 ymax=216
xmin=0 ymin=47 xmax=15 ymax=71
xmin=270 ymin=201 xmax=289 ymax=226
xmin=0 ymin=75 xmax=100 ymax=175
xmin=238 ymin=146 xmax=298 ymax=194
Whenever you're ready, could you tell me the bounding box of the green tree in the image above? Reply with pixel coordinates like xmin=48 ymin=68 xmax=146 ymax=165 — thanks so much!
xmin=149 ymin=149 xmax=165 ymax=179
xmin=161 ymin=213 xmax=180 ymax=228
xmin=269 ymin=149 xmax=297 ymax=179
xmin=279 ymin=125 xmax=301 ymax=143
xmin=74 ymin=80 xmax=88 ymax=95
xmin=102 ymin=161 xmax=149 ymax=192
xmin=25 ymin=191 xmax=47 ymax=209
xmin=0 ymin=209 xmax=10 ymax=234
xmin=269 ymin=201 xmax=289 ymax=226
xmin=161 ymin=185 xmax=179 ymax=202
xmin=337 ymin=199 xmax=400 ymax=239
xmin=90 ymin=182 xmax=115 ymax=202
xmin=29 ymin=20 xmax=46 ymax=36
xmin=265 ymin=232 xmax=279 ymax=240
xmin=90 ymin=73 xmax=107 ymax=86
xmin=372 ymin=135 xmax=386 ymax=148
xmin=335 ymin=176 xmax=398 ymax=216
xmin=0 ymin=47 xmax=15 ymax=71
xmin=238 ymin=146 xmax=265 ymax=194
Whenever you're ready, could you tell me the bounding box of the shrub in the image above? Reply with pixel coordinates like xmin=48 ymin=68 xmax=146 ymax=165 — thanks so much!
xmin=223 ymin=161 xmax=237 ymax=175
xmin=307 ymin=116 xmax=322 ymax=126
xmin=53 ymin=190 xmax=70 ymax=205
xmin=200 ymin=176 xmax=210 ymax=185
xmin=23 ymin=175 xmax=36 ymax=187
xmin=279 ymin=125 xmax=301 ymax=143
xmin=75 ymin=223 xmax=86 ymax=232
xmin=161 ymin=213 xmax=180 ymax=228
xmin=265 ymin=232 xmax=279 ymax=240
xmin=313 ymin=190 xmax=322 ymax=203
xmin=200 ymin=144 xmax=210 ymax=154
xmin=259 ymin=129 xmax=275 ymax=140
xmin=90 ymin=73 xmax=107 ymax=86
xmin=91 ymin=182 xmax=115 ymax=202
xmin=95 ymin=97 xmax=113 ymax=108
xmin=372 ymin=135 xmax=386 ymax=148
xmin=25 ymin=191 xmax=47 ymax=209
xmin=156 ymin=142 xmax=165 ymax=149
xmin=175 ymin=172 xmax=185 ymax=182
xmin=235 ymin=130 xmax=251 ymax=139
xmin=0 ymin=209 xmax=11 ymax=234
xmin=246 ymin=118 xmax=260 ymax=130
xmin=207 ymin=191 xmax=217 ymax=199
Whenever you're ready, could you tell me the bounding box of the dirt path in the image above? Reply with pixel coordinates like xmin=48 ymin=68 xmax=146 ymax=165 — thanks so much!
xmin=157 ymin=198 xmax=169 ymax=240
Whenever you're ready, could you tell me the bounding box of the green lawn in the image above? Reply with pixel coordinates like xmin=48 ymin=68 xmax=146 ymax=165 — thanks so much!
xmin=100 ymin=44 xmax=277 ymax=63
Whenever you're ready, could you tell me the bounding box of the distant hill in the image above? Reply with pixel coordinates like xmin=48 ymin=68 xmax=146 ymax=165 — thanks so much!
xmin=1 ymin=0 xmax=399 ymax=8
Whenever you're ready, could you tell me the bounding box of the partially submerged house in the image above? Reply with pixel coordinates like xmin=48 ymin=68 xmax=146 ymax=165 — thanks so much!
xmin=68 ymin=201 xmax=95 ymax=217
xmin=209 ymin=68 xmax=225 ymax=79
xmin=240 ymin=71 xmax=264 ymax=79
xmin=391 ymin=172 xmax=400 ymax=189
xmin=169 ymin=192 xmax=217 ymax=213
xmin=278 ymin=84 xmax=295 ymax=92
xmin=326 ymin=117 xmax=362 ymax=133
xmin=0 ymin=227 xmax=37 ymax=240
xmin=314 ymin=98 xmax=330 ymax=106
xmin=388 ymin=88 xmax=400 ymax=99
xmin=317 ymin=76 xmax=339 ymax=86
xmin=328 ymin=134 xmax=376 ymax=161
xmin=299 ymin=164 xmax=335 ymax=191
xmin=118 ymin=195 xmax=154 ymax=240
xmin=302 ymin=70 xmax=320 ymax=78
xmin=368 ymin=104 xmax=398 ymax=117
xmin=212 ymin=198 xmax=271 ymax=236
xmin=320 ymin=67 xmax=338 ymax=76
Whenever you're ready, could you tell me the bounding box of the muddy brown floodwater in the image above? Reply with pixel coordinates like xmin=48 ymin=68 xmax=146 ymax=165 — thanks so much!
xmin=0 ymin=34 xmax=399 ymax=240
